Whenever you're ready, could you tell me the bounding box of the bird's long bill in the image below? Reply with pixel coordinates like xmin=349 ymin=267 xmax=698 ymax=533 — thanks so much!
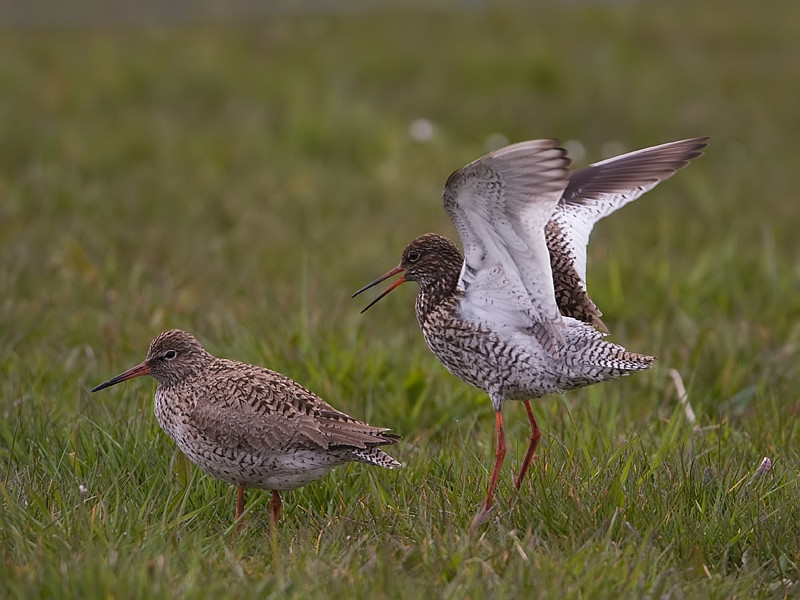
xmin=352 ymin=265 xmax=405 ymax=313
xmin=91 ymin=362 xmax=151 ymax=393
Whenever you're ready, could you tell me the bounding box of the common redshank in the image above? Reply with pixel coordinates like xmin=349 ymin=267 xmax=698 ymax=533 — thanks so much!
xmin=353 ymin=137 xmax=707 ymax=524
xmin=92 ymin=329 xmax=400 ymax=526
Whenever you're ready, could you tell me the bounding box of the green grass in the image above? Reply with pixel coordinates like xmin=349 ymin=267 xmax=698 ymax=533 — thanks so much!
xmin=2 ymin=1 xmax=800 ymax=597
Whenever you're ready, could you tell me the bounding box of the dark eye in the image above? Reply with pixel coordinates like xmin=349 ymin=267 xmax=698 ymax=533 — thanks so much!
xmin=164 ymin=350 xmax=178 ymax=360
xmin=408 ymin=250 xmax=421 ymax=262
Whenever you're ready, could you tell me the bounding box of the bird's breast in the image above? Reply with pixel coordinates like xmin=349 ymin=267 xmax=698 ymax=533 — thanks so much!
xmin=153 ymin=385 xmax=196 ymax=447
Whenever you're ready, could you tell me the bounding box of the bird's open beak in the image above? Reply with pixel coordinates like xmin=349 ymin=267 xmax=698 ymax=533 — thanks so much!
xmin=352 ymin=265 xmax=406 ymax=313
xmin=91 ymin=362 xmax=151 ymax=392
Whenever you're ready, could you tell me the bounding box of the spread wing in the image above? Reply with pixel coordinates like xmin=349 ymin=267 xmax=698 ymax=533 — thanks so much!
xmin=442 ymin=139 xmax=571 ymax=356
xmin=547 ymin=137 xmax=708 ymax=330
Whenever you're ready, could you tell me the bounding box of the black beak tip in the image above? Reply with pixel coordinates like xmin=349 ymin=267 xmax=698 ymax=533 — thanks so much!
xmin=351 ymin=282 xmax=373 ymax=299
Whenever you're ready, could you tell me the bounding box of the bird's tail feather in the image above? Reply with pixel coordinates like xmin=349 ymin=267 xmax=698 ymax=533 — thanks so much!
xmin=352 ymin=447 xmax=401 ymax=469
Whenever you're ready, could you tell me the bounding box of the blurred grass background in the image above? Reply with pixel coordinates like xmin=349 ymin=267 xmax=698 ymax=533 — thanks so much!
xmin=1 ymin=1 xmax=799 ymax=598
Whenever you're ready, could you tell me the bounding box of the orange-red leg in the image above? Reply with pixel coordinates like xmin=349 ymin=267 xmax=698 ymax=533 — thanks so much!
xmin=270 ymin=490 xmax=282 ymax=527
xmin=513 ymin=400 xmax=541 ymax=491
xmin=471 ymin=410 xmax=506 ymax=528
xmin=235 ymin=485 xmax=246 ymax=521
xmin=233 ymin=485 xmax=246 ymax=535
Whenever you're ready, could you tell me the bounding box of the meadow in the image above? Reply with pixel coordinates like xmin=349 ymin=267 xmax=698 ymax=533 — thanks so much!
xmin=1 ymin=1 xmax=799 ymax=597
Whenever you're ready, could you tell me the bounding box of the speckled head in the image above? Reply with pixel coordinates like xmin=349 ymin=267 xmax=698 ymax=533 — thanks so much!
xmin=352 ymin=233 xmax=464 ymax=312
xmin=91 ymin=329 xmax=213 ymax=392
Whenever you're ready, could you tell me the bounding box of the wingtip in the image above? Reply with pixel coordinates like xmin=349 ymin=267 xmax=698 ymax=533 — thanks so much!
xmin=486 ymin=138 xmax=572 ymax=194
xmin=673 ymin=135 xmax=710 ymax=160
xmin=489 ymin=138 xmax=571 ymax=168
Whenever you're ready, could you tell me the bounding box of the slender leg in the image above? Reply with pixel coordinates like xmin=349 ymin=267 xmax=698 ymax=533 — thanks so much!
xmin=235 ymin=485 xmax=246 ymax=521
xmin=270 ymin=490 xmax=282 ymax=527
xmin=471 ymin=410 xmax=506 ymax=528
xmin=513 ymin=400 xmax=542 ymax=491
xmin=232 ymin=485 xmax=246 ymax=536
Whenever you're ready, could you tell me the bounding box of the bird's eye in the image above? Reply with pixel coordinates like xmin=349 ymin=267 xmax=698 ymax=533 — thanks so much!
xmin=164 ymin=350 xmax=178 ymax=360
xmin=408 ymin=250 xmax=421 ymax=262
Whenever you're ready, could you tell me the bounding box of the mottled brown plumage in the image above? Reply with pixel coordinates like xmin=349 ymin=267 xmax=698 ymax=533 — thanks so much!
xmin=92 ymin=329 xmax=399 ymax=526
xmin=354 ymin=137 xmax=707 ymax=525
xmin=546 ymin=220 xmax=608 ymax=332
xmin=546 ymin=136 xmax=708 ymax=331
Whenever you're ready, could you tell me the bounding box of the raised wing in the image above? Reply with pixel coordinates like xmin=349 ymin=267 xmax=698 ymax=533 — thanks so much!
xmin=548 ymin=137 xmax=708 ymax=329
xmin=442 ymin=139 xmax=571 ymax=356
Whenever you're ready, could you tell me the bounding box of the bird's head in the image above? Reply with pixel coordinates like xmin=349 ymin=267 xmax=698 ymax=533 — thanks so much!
xmin=352 ymin=233 xmax=463 ymax=312
xmin=91 ymin=329 xmax=212 ymax=392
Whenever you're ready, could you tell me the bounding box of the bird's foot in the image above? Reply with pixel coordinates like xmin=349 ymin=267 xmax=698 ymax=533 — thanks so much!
xmin=469 ymin=502 xmax=494 ymax=532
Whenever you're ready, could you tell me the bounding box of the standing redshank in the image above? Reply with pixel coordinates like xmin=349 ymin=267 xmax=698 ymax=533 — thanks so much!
xmin=353 ymin=137 xmax=707 ymax=524
xmin=92 ymin=329 xmax=400 ymax=526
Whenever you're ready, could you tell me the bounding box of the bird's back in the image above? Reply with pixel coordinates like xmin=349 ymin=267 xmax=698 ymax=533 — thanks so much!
xmin=153 ymin=357 xmax=399 ymax=491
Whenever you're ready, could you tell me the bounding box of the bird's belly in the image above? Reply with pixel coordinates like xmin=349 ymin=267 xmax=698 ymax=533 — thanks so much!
xmin=422 ymin=321 xmax=568 ymax=400
xmin=178 ymin=442 xmax=349 ymax=491
xmin=154 ymin=401 xmax=349 ymax=491
xmin=421 ymin=317 xmax=649 ymax=403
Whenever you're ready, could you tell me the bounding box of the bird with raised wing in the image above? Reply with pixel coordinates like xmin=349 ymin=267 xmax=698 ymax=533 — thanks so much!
xmin=353 ymin=137 xmax=707 ymax=525
xmin=92 ymin=329 xmax=400 ymax=527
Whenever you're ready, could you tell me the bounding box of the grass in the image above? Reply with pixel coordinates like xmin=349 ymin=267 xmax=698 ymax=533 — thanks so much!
xmin=2 ymin=1 xmax=800 ymax=597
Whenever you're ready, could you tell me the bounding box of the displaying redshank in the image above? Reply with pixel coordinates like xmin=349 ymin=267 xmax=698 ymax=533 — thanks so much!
xmin=353 ymin=137 xmax=707 ymax=524
xmin=92 ymin=329 xmax=400 ymax=526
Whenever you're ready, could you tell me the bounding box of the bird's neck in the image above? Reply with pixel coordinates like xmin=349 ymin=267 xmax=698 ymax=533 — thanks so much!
xmin=414 ymin=258 xmax=463 ymax=326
